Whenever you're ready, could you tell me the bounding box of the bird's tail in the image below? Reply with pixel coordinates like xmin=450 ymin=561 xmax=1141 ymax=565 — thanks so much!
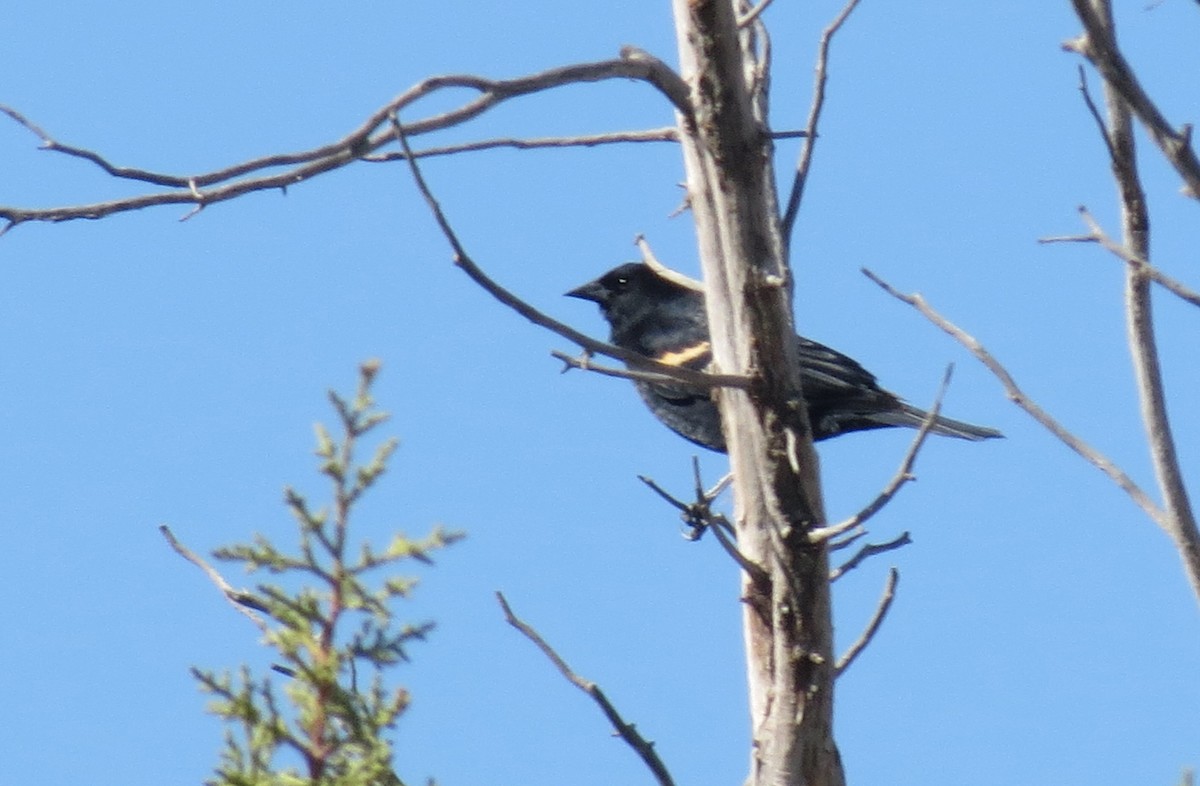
xmin=878 ymin=402 xmax=1003 ymax=441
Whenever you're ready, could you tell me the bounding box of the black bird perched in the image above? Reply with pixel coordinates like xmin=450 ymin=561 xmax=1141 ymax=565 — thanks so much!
xmin=566 ymin=262 xmax=1002 ymax=452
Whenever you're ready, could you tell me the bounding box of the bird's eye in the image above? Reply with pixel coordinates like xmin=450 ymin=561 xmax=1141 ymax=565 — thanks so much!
xmin=615 ymin=276 xmax=629 ymax=288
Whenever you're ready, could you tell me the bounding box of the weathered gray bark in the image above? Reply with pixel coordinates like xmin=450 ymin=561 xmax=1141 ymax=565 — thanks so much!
xmin=670 ymin=2 xmax=844 ymax=785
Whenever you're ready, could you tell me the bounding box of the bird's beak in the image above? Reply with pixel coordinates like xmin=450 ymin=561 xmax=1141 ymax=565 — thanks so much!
xmin=565 ymin=279 xmax=607 ymax=303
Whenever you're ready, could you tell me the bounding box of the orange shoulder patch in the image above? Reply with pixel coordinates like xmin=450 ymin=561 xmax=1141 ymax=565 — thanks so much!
xmin=657 ymin=341 xmax=711 ymax=366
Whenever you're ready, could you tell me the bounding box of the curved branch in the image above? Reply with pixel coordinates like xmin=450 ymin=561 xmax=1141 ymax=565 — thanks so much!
xmin=0 ymin=51 xmax=689 ymax=232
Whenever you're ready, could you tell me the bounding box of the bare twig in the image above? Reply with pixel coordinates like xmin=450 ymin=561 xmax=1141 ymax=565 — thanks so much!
xmin=159 ymin=525 xmax=269 ymax=632
xmin=1145 ymin=265 xmax=1200 ymax=309
xmin=1080 ymin=206 xmax=1200 ymax=307
xmin=780 ymin=0 xmax=863 ymax=252
xmin=390 ymin=115 xmax=751 ymax=392
xmin=1142 ymin=267 xmax=1200 ymax=309
xmin=829 ymin=527 xmax=868 ymax=552
xmin=834 ymin=567 xmax=899 ymax=677
xmin=496 ymin=592 xmax=675 ymax=786
xmin=1074 ymin=65 xmax=1118 ymax=163
xmin=1039 ymin=206 xmax=1200 ymax=309
xmin=551 ymin=348 xmax=748 ymax=389
xmin=364 ymin=126 xmax=807 ymax=164
xmin=863 ymin=268 xmax=1169 ymax=529
xmin=809 ymin=365 xmax=953 ymax=543
xmin=829 ymin=532 xmax=912 ymax=582
xmin=0 ymin=52 xmax=690 ymax=232
xmin=365 ymin=128 xmax=681 ymax=161
xmin=1066 ymin=0 xmax=1200 ymax=201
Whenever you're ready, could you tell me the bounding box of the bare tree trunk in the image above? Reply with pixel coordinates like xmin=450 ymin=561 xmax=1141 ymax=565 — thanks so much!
xmin=670 ymin=2 xmax=844 ymax=785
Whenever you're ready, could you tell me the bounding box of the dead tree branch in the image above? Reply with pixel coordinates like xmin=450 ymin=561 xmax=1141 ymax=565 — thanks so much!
xmin=549 ymin=348 xmax=748 ymax=390
xmin=829 ymin=532 xmax=912 ymax=582
xmin=365 ymin=128 xmax=682 ymax=161
xmin=362 ymin=126 xmax=806 ymax=164
xmin=496 ymin=592 xmax=675 ymax=786
xmin=0 ymin=51 xmax=689 ymax=233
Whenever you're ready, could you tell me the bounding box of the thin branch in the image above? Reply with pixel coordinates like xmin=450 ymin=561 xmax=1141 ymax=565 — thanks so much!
xmin=0 ymin=51 xmax=690 ymax=232
xmin=1076 ymin=205 xmax=1200 ymax=308
xmin=1066 ymin=0 xmax=1200 ymax=201
xmin=1039 ymin=206 xmax=1200 ymax=308
xmin=391 ymin=114 xmax=751 ymax=392
xmin=829 ymin=532 xmax=912 ymax=582
xmin=363 ymin=126 xmax=807 ymax=164
xmin=159 ymin=525 xmax=269 ymax=632
xmin=1074 ymin=65 xmax=1118 ymax=163
xmin=364 ymin=128 xmax=680 ymax=161
xmin=829 ymin=527 xmax=868 ymax=552
xmin=809 ymin=365 xmax=953 ymax=543
xmin=552 ymin=348 xmax=749 ymax=388
xmin=496 ymin=592 xmax=675 ymax=786
xmin=1145 ymin=265 xmax=1200 ymax=309
xmin=834 ymin=567 xmax=899 ymax=677
xmin=780 ymin=0 xmax=863 ymax=252
xmin=863 ymin=267 xmax=1170 ymax=529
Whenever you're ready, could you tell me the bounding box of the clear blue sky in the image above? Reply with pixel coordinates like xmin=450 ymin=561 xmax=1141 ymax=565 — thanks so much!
xmin=2 ymin=2 xmax=1198 ymax=785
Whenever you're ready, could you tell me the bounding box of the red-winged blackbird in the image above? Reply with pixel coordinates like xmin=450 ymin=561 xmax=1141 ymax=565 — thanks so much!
xmin=567 ymin=262 xmax=1002 ymax=452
